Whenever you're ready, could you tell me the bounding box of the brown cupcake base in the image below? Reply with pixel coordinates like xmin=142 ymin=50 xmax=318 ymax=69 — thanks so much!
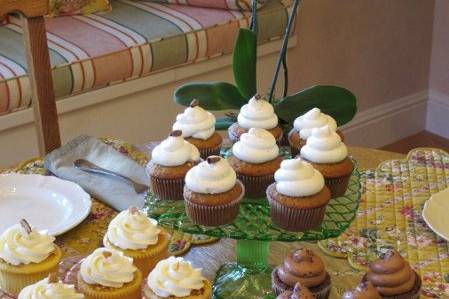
xmin=237 ymin=173 xmax=274 ymax=199
xmin=362 ymin=272 xmax=422 ymax=299
xmin=325 ymin=174 xmax=351 ymax=198
xmin=288 ymin=129 xmax=306 ymax=158
xmin=150 ymin=175 xmax=185 ymax=201
xmin=185 ymin=133 xmax=223 ymax=160
xmin=272 ymin=267 xmax=331 ymax=299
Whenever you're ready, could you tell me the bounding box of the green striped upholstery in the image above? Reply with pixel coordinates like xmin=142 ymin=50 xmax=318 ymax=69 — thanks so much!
xmin=0 ymin=0 xmax=291 ymax=115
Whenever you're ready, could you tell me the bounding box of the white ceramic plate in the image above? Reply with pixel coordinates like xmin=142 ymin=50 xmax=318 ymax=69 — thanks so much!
xmin=0 ymin=174 xmax=91 ymax=236
xmin=422 ymin=187 xmax=449 ymax=241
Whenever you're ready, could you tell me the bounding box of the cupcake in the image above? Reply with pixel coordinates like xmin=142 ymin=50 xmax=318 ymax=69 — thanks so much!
xmin=276 ymin=282 xmax=314 ymax=299
xmin=363 ymin=250 xmax=421 ymax=299
xmin=77 ymin=248 xmax=142 ymax=299
xmin=228 ymin=94 xmax=283 ymax=145
xmin=228 ymin=128 xmax=282 ymax=198
xmin=103 ymin=207 xmax=170 ymax=277
xmin=300 ymin=125 xmax=354 ymax=198
xmin=266 ymin=158 xmax=331 ymax=231
xmin=342 ymin=281 xmax=381 ymax=299
xmin=147 ymin=130 xmax=200 ymax=200
xmin=144 ymin=256 xmax=212 ymax=299
xmin=18 ymin=273 xmax=84 ymax=298
xmin=0 ymin=220 xmax=62 ymax=295
xmin=184 ymin=156 xmax=244 ymax=226
xmin=288 ymin=108 xmax=343 ymax=156
xmin=173 ymin=99 xmax=223 ymax=159
xmin=272 ymin=248 xmax=331 ymax=299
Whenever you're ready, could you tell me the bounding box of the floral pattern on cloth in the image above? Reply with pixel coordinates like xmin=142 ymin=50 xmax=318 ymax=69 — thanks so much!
xmin=318 ymin=148 xmax=449 ymax=298
xmin=48 ymin=0 xmax=111 ymax=16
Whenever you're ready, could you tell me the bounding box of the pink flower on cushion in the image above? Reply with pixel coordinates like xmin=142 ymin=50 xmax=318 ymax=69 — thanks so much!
xmin=59 ymin=0 xmax=90 ymax=13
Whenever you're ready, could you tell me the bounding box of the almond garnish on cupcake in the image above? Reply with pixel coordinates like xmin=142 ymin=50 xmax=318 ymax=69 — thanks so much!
xmin=228 ymin=128 xmax=282 ymax=198
xmin=228 ymin=94 xmax=284 ymax=144
xmin=18 ymin=273 xmax=84 ymax=299
xmin=147 ymin=130 xmax=200 ymax=201
xmin=0 ymin=219 xmax=62 ymax=295
xmin=173 ymin=99 xmax=222 ymax=159
xmin=103 ymin=206 xmax=170 ymax=276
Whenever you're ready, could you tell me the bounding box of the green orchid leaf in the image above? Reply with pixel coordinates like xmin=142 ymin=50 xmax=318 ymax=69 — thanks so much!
xmin=215 ymin=116 xmax=236 ymax=130
xmin=233 ymin=28 xmax=257 ymax=99
xmin=174 ymin=82 xmax=247 ymax=111
xmin=274 ymin=85 xmax=357 ymax=126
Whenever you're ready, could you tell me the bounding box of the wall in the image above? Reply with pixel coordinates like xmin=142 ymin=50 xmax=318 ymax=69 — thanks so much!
xmin=427 ymin=0 xmax=449 ymax=138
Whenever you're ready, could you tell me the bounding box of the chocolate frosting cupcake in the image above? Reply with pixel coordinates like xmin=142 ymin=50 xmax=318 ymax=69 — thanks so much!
xmin=365 ymin=250 xmax=421 ymax=298
xmin=272 ymin=248 xmax=331 ymax=299
xmin=277 ymin=282 xmax=314 ymax=299
xmin=342 ymin=281 xmax=381 ymax=299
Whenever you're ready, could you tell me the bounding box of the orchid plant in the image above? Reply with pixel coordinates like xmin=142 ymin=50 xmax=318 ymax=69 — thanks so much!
xmin=173 ymin=0 xmax=357 ymax=132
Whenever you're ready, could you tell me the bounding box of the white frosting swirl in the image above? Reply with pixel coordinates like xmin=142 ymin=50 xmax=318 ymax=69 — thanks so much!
xmin=80 ymin=248 xmax=137 ymax=288
xmin=293 ymin=108 xmax=337 ymax=139
xmin=233 ymin=128 xmax=279 ymax=163
xmin=274 ymin=158 xmax=325 ymax=197
xmin=237 ymin=95 xmax=278 ymax=129
xmin=147 ymin=256 xmax=205 ymax=297
xmin=106 ymin=209 xmax=161 ymax=250
xmin=300 ymin=125 xmax=348 ymax=163
xmin=185 ymin=157 xmax=237 ymax=194
xmin=173 ymin=106 xmax=216 ymax=140
xmin=151 ymin=134 xmax=200 ymax=167
xmin=18 ymin=278 xmax=84 ymax=299
xmin=0 ymin=224 xmax=56 ymax=266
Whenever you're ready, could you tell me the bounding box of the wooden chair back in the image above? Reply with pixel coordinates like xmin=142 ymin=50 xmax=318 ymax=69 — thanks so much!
xmin=1 ymin=0 xmax=61 ymax=155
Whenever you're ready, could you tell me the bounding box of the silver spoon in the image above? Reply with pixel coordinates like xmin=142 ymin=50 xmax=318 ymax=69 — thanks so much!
xmin=74 ymin=159 xmax=148 ymax=194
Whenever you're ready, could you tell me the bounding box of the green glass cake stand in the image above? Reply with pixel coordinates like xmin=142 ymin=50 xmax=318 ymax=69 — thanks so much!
xmin=145 ymin=148 xmax=361 ymax=299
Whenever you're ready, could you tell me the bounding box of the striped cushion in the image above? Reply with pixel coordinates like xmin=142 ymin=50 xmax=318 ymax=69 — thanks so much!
xmin=0 ymin=0 xmax=291 ymax=115
xmin=139 ymin=0 xmax=264 ymax=11
xmin=48 ymin=0 xmax=112 ymax=16
xmin=0 ymin=15 xmax=8 ymax=25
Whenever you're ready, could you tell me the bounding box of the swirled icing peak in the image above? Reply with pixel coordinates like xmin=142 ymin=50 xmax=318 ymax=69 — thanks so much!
xmin=185 ymin=156 xmax=237 ymax=194
xmin=106 ymin=207 xmax=161 ymax=250
xmin=300 ymin=125 xmax=348 ymax=163
xmin=18 ymin=275 xmax=84 ymax=299
xmin=173 ymin=99 xmax=216 ymax=140
xmin=151 ymin=131 xmax=200 ymax=167
xmin=0 ymin=220 xmax=56 ymax=266
xmin=274 ymin=158 xmax=324 ymax=197
xmin=366 ymin=250 xmax=416 ymax=297
xmin=293 ymin=108 xmax=337 ymax=139
xmin=277 ymin=248 xmax=326 ymax=288
xmin=233 ymin=128 xmax=279 ymax=163
xmin=342 ymin=281 xmax=381 ymax=299
xmin=80 ymin=248 xmax=137 ymax=288
xmin=237 ymin=94 xmax=278 ymax=129
xmin=147 ymin=256 xmax=205 ymax=297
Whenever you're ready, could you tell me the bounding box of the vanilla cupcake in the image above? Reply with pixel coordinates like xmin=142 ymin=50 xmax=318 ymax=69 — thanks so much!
xmin=228 ymin=94 xmax=283 ymax=144
xmin=288 ymin=108 xmax=342 ymax=156
xmin=77 ymin=248 xmax=142 ymax=299
xmin=147 ymin=130 xmax=201 ymax=200
xmin=228 ymin=128 xmax=282 ymax=198
xmin=266 ymin=158 xmax=331 ymax=231
xmin=144 ymin=256 xmax=211 ymax=299
xmin=184 ymin=156 xmax=244 ymax=226
xmin=300 ymin=126 xmax=354 ymax=197
xmin=103 ymin=207 xmax=170 ymax=276
xmin=173 ymin=99 xmax=222 ymax=159
xmin=18 ymin=273 xmax=84 ymax=298
xmin=0 ymin=220 xmax=62 ymax=295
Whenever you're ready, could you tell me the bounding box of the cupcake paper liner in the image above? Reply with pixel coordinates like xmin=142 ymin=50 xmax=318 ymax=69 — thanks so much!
xmin=237 ymin=173 xmax=275 ymax=199
xmin=77 ymin=271 xmax=143 ymax=299
xmin=272 ymin=267 xmax=331 ymax=299
xmin=267 ymin=193 xmax=327 ymax=232
xmin=197 ymin=143 xmax=222 ymax=160
xmin=150 ymin=175 xmax=185 ymax=201
xmin=184 ymin=182 xmax=244 ymax=226
xmin=324 ymin=174 xmax=351 ymax=198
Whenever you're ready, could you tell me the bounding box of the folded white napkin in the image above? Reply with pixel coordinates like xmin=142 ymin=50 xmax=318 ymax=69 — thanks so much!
xmin=44 ymin=135 xmax=148 ymax=211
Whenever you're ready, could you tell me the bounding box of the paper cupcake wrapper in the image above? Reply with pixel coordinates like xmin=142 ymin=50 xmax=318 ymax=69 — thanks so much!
xmin=77 ymin=271 xmax=142 ymax=299
xmin=150 ymin=175 xmax=185 ymax=201
xmin=324 ymin=174 xmax=351 ymax=198
xmin=198 ymin=143 xmax=222 ymax=160
xmin=272 ymin=268 xmax=331 ymax=299
xmin=237 ymin=173 xmax=275 ymax=199
xmin=267 ymin=189 xmax=326 ymax=232
xmin=185 ymin=181 xmax=244 ymax=226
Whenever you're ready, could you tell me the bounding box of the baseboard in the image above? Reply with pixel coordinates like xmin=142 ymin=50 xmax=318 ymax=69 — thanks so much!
xmin=341 ymin=90 xmax=428 ymax=148
xmin=426 ymin=90 xmax=449 ymax=139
